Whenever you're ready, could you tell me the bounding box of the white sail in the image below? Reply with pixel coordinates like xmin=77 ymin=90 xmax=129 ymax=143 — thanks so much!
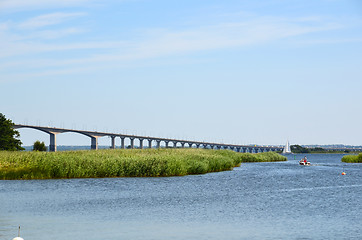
xmin=282 ymin=140 xmax=292 ymax=154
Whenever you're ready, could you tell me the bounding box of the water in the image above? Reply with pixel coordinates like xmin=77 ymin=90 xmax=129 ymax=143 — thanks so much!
xmin=0 ymin=154 xmax=361 ymax=240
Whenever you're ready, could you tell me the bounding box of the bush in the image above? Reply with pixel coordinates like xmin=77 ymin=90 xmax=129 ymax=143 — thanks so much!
xmin=341 ymin=153 xmax=362 ymax=163
xmin=33 ymin=140 xmax=47 ymax=151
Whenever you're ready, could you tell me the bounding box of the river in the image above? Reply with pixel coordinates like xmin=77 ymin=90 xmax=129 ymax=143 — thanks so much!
xmin=0 ymin=154 xmax=361 ymax=240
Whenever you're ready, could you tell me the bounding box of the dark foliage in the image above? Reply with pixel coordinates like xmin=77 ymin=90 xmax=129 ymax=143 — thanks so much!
xmin=33 ymin=140 xmax=47 ymax=151
xmin=0 ymin=113 xmax=24 ymax=151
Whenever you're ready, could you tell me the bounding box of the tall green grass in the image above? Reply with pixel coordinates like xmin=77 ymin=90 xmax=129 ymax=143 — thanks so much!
xmin=238 ymin=152 xmax=287 ymax=162
xmin=0 ymin=149 xmax=286 ymax=179
xmin=341 ymin=153 xmax=362 ymax=163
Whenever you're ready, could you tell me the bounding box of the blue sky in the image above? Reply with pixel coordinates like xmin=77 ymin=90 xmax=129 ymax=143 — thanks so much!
xmin=1 ymin=0 xmax=361 ymax=146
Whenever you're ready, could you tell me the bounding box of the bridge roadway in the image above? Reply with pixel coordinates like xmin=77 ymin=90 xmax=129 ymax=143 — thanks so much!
xmin=13 ymin=124 xmax=284 ymax=152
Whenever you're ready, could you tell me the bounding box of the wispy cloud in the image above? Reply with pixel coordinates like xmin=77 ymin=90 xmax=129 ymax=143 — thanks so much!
xmin=0 ymin=15 xmax=347 ymax=82
xmin=18 ymin=12 xmax=86 ymax=29
xmin=2 ymin=17 xmax=340 ymax=57
xmin=0 ymin=0 xmax=97 ymax=11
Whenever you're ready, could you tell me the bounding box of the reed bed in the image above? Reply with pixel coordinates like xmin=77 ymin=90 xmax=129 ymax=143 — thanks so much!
xmin=0 ymin=149 xmax=286 ymax=179
xmin=341 ymin=153 xmax=362 ymax=163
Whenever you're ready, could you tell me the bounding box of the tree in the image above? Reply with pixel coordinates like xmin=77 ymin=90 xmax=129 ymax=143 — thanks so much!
xmin=33 ymin=140 xmax=47 ymax=151
xmin=0 ymin=113 xmax=24 ymax=151
xmin=290 ymin=144 xmax=311 ymax=153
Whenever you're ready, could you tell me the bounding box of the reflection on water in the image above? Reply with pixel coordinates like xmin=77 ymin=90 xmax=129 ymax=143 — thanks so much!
xmin=0 ymin=154 xmax=361 ymax=240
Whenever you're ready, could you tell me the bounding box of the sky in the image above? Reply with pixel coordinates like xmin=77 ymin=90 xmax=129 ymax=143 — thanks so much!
xmin=1 ymin=0 xmax=362 ymax=147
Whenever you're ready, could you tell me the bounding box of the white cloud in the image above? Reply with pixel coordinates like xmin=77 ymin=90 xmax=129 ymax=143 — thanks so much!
xmin=18 ymin=12 xmax=86 ymax=29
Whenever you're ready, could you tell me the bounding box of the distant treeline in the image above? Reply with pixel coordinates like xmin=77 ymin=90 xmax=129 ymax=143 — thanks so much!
xmin=291 ymin=145 xmax=355 ymax=153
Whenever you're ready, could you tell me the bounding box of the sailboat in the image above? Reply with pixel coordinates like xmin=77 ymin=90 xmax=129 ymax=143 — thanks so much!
xmin=282 ymin=140 xmax=292 ymax=154
xmin=13 ymin=226 xmax=24 ymax=240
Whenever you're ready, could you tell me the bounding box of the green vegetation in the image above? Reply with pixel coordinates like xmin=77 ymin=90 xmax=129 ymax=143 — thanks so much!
xmin=290 ymin=145 xmax=325 ymax=153
xmin=0 ymin=149 xmax=286 ymax=180
xmin=0 ymin=113 xmax=24 ymax=151
xmin=33 ymin=140 xmax=47 ymax=151
xmin=290 ymin=144 xmax=354 ymax=154
xmin=238 ymin=152 xmax=287 ymax=162
xmin=341 ymin=153 xmax=362 ymax=163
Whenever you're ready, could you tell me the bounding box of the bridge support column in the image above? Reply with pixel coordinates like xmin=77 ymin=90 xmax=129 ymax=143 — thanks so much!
xmin=139 ymin=138 xmax=144 ymax=149
xmin=188 ymin=143 xmax=193 ymax=148
xmin=165 ymin=141 xmax=169 ymax=148
xmin=156 ymin=140 xmax=161 ymax=148
xmin=217 ymin=145 xmax=221 ymax=150
xmin=49 ymin=133 xmax=57 ymax=152
xmin=130 ymin=138 xmax=135 ymax=149
xmin=181 ymin=142 xmax=185 ymax=148
xmin=148 ymin=139 xmax=152 ymax=149
xmin=210 ymin=145 xmax=214 ymax=150
xmin=91 ymin=136 xmax=98 ymax=150
xmin=111 ymin=136 xmax=116 ymax=149
xmin=173 ymin=141 xmax=178 ymax=148
xmin=120 ymin=137 xmax=125 ymax=149
xmin=236 ymin=147 xmax=240 ymax=152
xmin=196 ymin=144 xmax=200 ymax=148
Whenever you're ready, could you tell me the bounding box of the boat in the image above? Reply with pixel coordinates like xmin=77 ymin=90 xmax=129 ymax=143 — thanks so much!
xmin=299 ymin=159 xmax=310 ymax=166
xmin=282 ymin=140 xmax=292 ymax=154
xmin=13 ymin=226 xmax=24 ymax=240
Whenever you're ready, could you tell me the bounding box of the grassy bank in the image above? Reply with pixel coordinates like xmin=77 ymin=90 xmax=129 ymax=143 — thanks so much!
xmin=0 ymin=149 xmax=286 ymax=179
xmin=341 ymin=153 xmax=362 ymax=163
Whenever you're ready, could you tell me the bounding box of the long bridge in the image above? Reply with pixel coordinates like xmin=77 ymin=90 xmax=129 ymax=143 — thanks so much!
xmin=14 ymin=124 xmax=283 ymax=152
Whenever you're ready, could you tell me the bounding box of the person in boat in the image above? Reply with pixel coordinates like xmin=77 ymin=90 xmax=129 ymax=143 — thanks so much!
xmin=303 ymin=156 xmax=307 ymax=164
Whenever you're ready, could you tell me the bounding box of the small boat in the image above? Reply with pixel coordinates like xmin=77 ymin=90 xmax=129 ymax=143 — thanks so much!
xmin=299 ymin=159 xmax=310 ymax=166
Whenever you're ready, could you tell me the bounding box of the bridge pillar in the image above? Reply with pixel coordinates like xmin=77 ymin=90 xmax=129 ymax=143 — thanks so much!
xmin=91 ymin=136 xmax=98 ymax=150
xmin=49 ymin=133 xmax=57 ymax=152
xmin=139 ymin=138 xmax=144 ymax=149
xmin=210 ymin=145 xmax=214 ymax=150
xmin=130 ymin=138 xmax=135 ymax=149
xmin=196 ymin=144 xmax=200 ymax=148
xmin=173 ymin=141 xmax=178 ymax=148
xmin=156 ymin=140 xmax=161 ymax=148
xmin=216 ymin=145 xmax=221 ymax=150
xmin=165 ymin=141 xmax=169 ymax=148
xmin=120 ymin=137 xmax=125 ymax=149
xmin=148 ymin=139 xmax=152 ymax=149
xmin=203 ymin=144 xmax=208 ymax=149
xmin=236 ymin=147 xmax=240 ymax=152
xmin=111 ymin=136 xmax=116 ymax=149
xmin=188 ymin=142 xmax=193 ymax=148
xmin=181 ymin=142 xmax=185 ymax=148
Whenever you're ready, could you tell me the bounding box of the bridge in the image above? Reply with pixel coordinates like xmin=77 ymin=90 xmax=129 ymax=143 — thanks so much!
xmin=13 ymin=124 xmax=284 ymax=153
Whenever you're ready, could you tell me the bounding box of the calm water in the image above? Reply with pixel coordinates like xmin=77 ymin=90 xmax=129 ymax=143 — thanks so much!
xmin=0 ymin=154 xmax=361 ymax=240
